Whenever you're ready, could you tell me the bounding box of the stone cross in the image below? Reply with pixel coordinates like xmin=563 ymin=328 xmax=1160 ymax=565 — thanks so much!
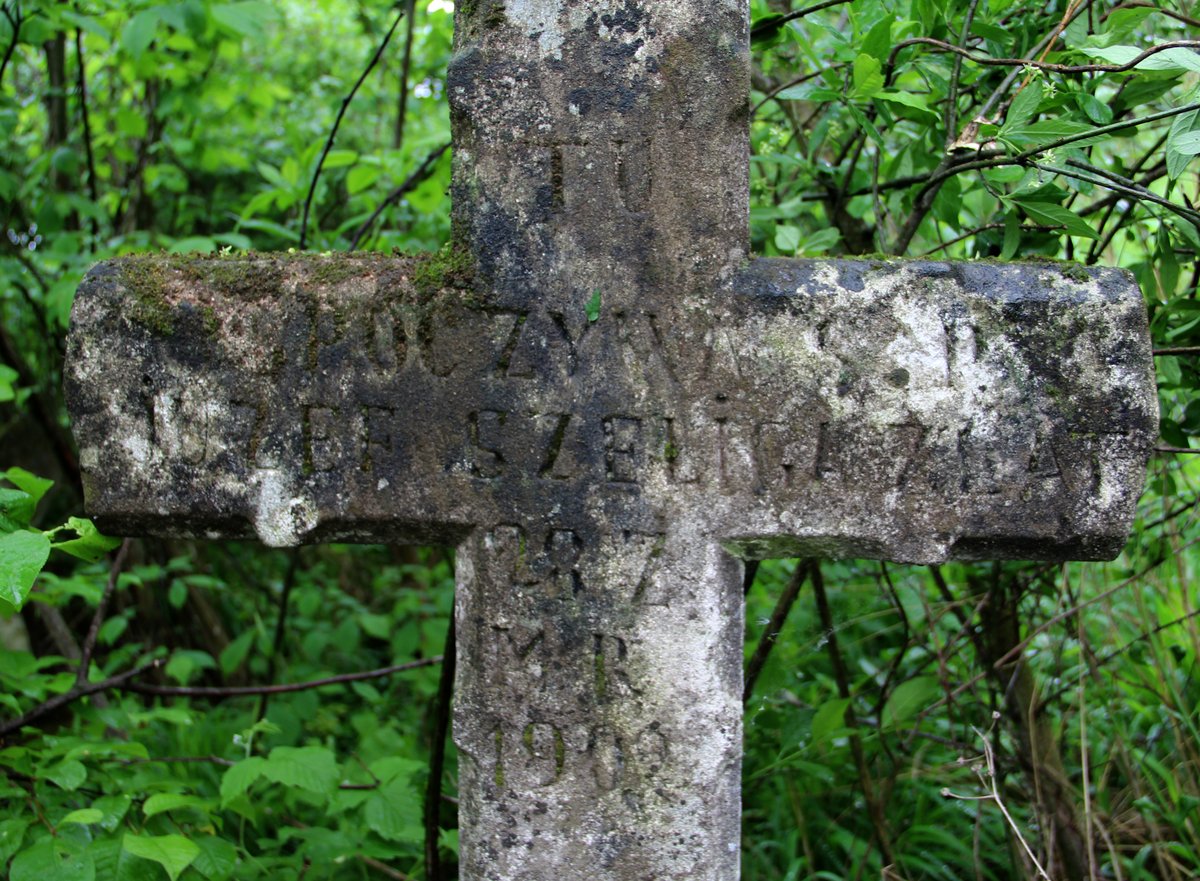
xmin=66 ymin=2 xmax=1157 ymax=878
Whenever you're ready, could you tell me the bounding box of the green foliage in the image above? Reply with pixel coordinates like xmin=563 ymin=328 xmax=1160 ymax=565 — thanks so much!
xmin=1 ymin=0 xmax=1199 ymax=879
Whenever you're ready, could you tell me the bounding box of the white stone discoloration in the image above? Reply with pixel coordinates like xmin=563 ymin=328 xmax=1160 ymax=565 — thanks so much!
xmin=251 ymin=469 xmax=318 ymax=548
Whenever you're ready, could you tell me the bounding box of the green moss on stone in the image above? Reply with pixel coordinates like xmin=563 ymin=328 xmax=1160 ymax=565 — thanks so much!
xmin=119 ymin=257 xmax=175 ymax=335
xmin=411 ymin=244 xmax=476 ymax=303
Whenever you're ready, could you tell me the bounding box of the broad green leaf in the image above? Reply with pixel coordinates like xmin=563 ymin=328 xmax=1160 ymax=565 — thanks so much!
xmin=0 ymin=488 xmax=36 ymax=532
xmin=1005 ymin=83 xmax=1042 ymax=130
xmin=1081 ymin=45 xmax=1200 ymax=73
xmin=211 ymin=2 xmax=278 ymax=37
xmin=0 ymin=818 xmax=29 ymax=864
xmin=143 ymin=793 xmax=214 ymax=818
xmin=219 ymin=629 xmax=256 ymax=675
xmin=220 ymin=756 xmax=266 ymax=805
xmin=881 ymin=675 xmax=940 ymax=729
xmin=875 ymin=90 xmax=937 ymax=120
xmin=1170 ymin=131 xmax=1200 ymax=156
xmin=811 ymin=697 xmax=852 ymax=743
xmin=168 ymin=236 xmax=217 ymax=253
xmin=191 ymin=836 xmax=238 ymax=881
xmin=850 ymin=54 xmax=884 ymax=102
xmin=122 ymin=834 xmax=200 ymax=881
xmin=0 ymin=530 xmax=52 ymax=611
xmin=60 ymin=808 xmax=103 ymax=825
xmin=1013 ymin=199 xmax=1100 ymax=239
xmin=347 ymin=164 xmax=380 ymax=196
xmin=0 ymin=364 xmax=17 ymax=403
xmin=45 ymin=759 xmax=87 ymax=791
xmin=861 ymin=17 xmax=893 ymax=64
xmin=1074 ymin=92 xmax=1112 ymax=125
xmin=10 ymin=837 xmax=95 ymax=881
xmin=1000 ymin=118 xmax=1099 ymax=148
xmin=1167 ymin=109 xmax=1200 ymax=179
xmin=4 ymin=468 xmax=53 ymax=506
xmin=585 ymin=290 xmax=602 ymax=322
xmin=798 ymin=227 xmax=841 ymax=255
xmin=262 ymin=746 xmax=339 ymax=794
xmin=49 ymin=517 xmax=121 ymax=563
xmin=363 ymin=779 xmax=422 ymax=843
xmin=122 ymin=8 xmax=161 ymax=60
xmin=323 ymin=150 xmax=359 ymax=169
xmin=774 ymin=224 xmax=801 ymax=253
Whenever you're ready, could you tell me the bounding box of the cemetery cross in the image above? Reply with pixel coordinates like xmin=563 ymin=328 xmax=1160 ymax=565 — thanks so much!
xmin=66 ymin=1 xmax=1159 ymax=879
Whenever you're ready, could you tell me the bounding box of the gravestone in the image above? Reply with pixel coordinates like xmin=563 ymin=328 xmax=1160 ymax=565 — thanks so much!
xmin=65 ymin=1 xmax=1158 ymax=878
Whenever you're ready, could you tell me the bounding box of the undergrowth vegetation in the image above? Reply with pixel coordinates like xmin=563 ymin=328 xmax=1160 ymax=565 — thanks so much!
xmin=1 ymin=0 xmax=1198 ymax=879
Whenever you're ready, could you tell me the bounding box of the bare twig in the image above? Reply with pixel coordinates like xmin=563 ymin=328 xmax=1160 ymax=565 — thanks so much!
xmin=1155 ymin=347 xmax=1200 ymax=356
xmin=887 ymin=38 xmax=1200 ymax=84
xmin=1104 ymin=1 xmax=1200 ymax=29
xmin=75 ymin=26 xmax=99 ymax=244
xmin=257 ymin=549 xmax=301 ymax=721
xmin=743 ymin=560 xmax=810 ymax=704
xmin=348 ymin=141 xmax=450 ymax=251
xmin=127 ymin=656 xmax=442 ymax=697
xmin=0 ymin=1 xmax=20 ymax=88
xmin=393 ymin=0 xmax=416 ymax=151
xmin=300 ymin=6 xmax=407 ymax=249
xmin=750 ymin=0 xmax=852 ymax=40
xmin=424 ymin=613 xmax=456 ymax=881
xmin=76 ymin=539 xmax=132 ymax=687
xmin=0 ymin=660 xmax=158 ymax=739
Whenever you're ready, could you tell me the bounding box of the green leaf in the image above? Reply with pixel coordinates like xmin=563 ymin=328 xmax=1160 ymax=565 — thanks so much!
xmin=774 ymin=224 xmax=801 ymax=253
xmin=798 ymin=228 xmax=841 ymax=255
xmin=811 ymin=697 xmax=852 ymax=743
xmin=49 ymin=517 xmax=121 ymax=563
xmin=4 ymin=468 xmax=53 ymax=506
xmin=323 ymin=150 xmax=359 ymax=169
xmin=220 ymin=756 xmax=266 ymax=805
xmin=122 ymin=834 xmax=201 ymax=881
xmin=363 ymin=778 xmax=422 ymax=842
xmin=0 ymin=364 xmax=17 ymax=403
xmin=875 ymin=90 xmax=937 ymax=121
xmin=881 ymin=675 xmax=940 ymax=729
xmin=1080 ymin=45 xmax=1200 ymax=72
xmin=191 ymin=836 xmax=238 ymax=881
xmin=1000 ymin=118 xmax=1098 ymax=148
xmin=1167 ymin=109 xmax=1200 ymax=179
xmin=262 ymin=746 xmax=339 ymax=794
xmin=45 ymin=759 xmax=87 ymax=791
xmin=347 ymin=165 xmax=381 ymax=195
xmin=143 ymin=793 xmax=214 ymax=819
xmin=1005 ymin=83 xmax=1042 ymax=130
xmin=60 ymin=808 xmax=104 ymax=825
xmin=1170 ymin=131 xmax=1200 ymax=156
xmin=211 ymin=2 xmax=278 ymax=38
xmin=219 ymin=629 xmax=256 ymax=675
xmin=0 ymin=488 xmax=36 ymax=532
xmin=0 ymin=818 xmax=29 ymax=864
xmin=122 ymin=8 xmax=161 ymax=60
xmin=1012 ymin=199 xmax=1099 ymax=239
xmin=10 ymin=838 xmax=95 ymax=881
xmin=585 ymin=290 xmax=602 ymax=323
xmin=1074 ymin=92 xmax=1112 ymax=125
xmin=850 ymin=53 xmax=884 ymax=102
xmin=0 ymin=530 xmax=52 ymax=611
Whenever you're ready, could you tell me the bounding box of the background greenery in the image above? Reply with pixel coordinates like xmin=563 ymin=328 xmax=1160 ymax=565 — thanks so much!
xmin=1 ymin=0 xmax=1198 ymax=879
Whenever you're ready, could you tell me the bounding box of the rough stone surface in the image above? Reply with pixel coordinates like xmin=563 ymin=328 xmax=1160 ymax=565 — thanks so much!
xmin=64 ymin=1 xmax=1159 ymax=879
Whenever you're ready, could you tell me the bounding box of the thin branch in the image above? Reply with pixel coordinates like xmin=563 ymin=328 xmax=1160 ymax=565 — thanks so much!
xmin=76 ymin=539 xmax=131 ymax=687
xmin=0 ymin=1 xmax=20 ymax=88
xmin=1032 ymin=160 xmax=1200 ymax=226
xmin=1155 ymin=347 xmax=1200 ymax=356
xmin=300 ymin=6 xmax=407 ymax=249
xmin=945 ymin=0 xmax=984 ymax=149
xmin=887 ymin=38 xmax=1200 ymax=84
xmin=257 ymin=549 xmax=301 ymax=721
xmin=127 ymin=656 xmax=442 ymax=698
xmin=75 ymin=26 xmax=99 ymax=245
xmin=393 ymin=0 xmax=416 ymax=151
xmin=750 ymin=0 xmax=852 ymax=40
xmin=743 ymin=560 xmax=810 ymax=704
xmin=424 ymin=613 xmax=455 ymax=881
xmin=1157 ymin=445 xmax=1200 ymax=455
xmin=347 ymin=141 xmax=450 ymax=251
xmin=0 ymin=661 xmax=157 ymax=739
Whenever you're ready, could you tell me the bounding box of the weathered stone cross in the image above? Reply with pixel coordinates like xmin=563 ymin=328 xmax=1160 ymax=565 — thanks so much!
xmin=67 ymin=1 xmax=1156 ymax=878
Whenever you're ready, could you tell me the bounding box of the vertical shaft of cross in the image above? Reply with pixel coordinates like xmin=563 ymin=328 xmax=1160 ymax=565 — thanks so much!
xmin=448 ymin=2 xmax=751 ymax=877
